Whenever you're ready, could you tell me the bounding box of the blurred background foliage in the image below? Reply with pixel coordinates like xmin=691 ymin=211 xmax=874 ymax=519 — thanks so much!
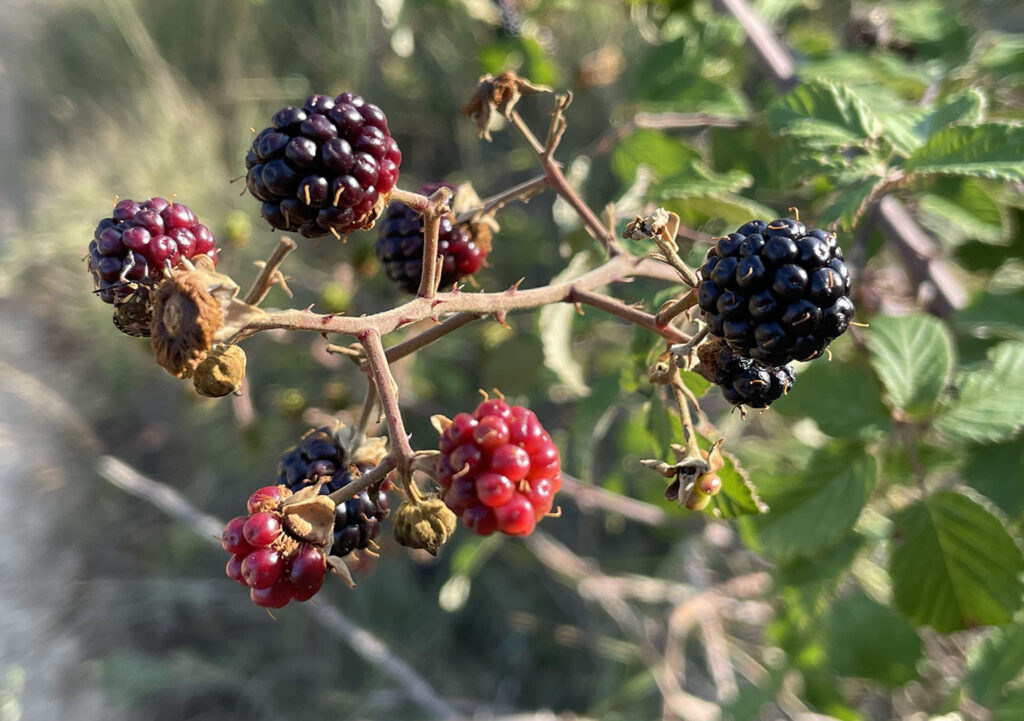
xmin=1 ymin=0 xmax=1023 ymax=720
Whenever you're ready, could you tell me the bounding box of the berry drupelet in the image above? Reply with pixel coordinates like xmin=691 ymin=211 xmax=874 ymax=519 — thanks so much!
xmin=245 ymin=92 xmax=402 ymax=238
xmin=437 ymin=398 xmax=561 ymax=537
xmin=374 ymin=182 xmax=489 ymax=293
xmin=697 ymin=218 xmax=854 ymax=365
xmin=87 ymin=197 xmax=217 ymax=304
xmin=277 ymin=428 xmax=390 ymax=557
xmin=712 ymin=344 xmax=794 ymax=409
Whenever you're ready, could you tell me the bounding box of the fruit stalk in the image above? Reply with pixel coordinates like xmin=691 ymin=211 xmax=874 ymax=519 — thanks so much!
xmin=359 ymin=328 xmax=415 ymax=480
xmin=326 ymin=454 xmax=398 ymax=506
xmin=453 ymin=172 xmax=550 ymax=224
xmin=567 ymin=287 xmax=689 ymax=343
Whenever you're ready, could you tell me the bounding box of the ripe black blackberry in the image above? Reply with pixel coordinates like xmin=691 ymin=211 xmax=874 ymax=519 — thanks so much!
xmin=246 ymin=92 xmax=402 ymax=238
xmin=87 ymin=197 xmax=217 ymax=304
xmin=697 ymin=218 xmax=854 ymax=365
xmin=712 ymin=344 xmax=794 ymax=409
xmin=277 ymin=428 xmax=390 ymax=557
xmin=374 ymin=182 xmax=489 ymax=293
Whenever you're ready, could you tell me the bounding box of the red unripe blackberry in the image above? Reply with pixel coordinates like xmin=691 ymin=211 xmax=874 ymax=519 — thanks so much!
xmin=697 ymin=218 xmax=854 ymax=364
xmin=87 ymin=197 xmax=218 ymax=303
xmin=243 ymin=511 xmax=282 ymax=547
xmin=246 ymin=92 xmax=402 ymax=238
xmin=250 ymin=580 xmax=294 ymax=609
xmin=277 ymin=427 xmax=390 ymax=557
xmin=221 ymin=516 xmax=252 ymax=555
xmin=241 ymin=548 xmax=284 ymax=589
xmin=374 ymin=182 xmax=489 ymax=293
xmin=712 ymin=344 xmax=795 ymax=409
xmin=438 ymin=399 xmax=561 ymax=536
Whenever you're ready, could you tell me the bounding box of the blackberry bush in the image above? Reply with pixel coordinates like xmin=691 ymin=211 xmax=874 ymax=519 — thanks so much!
xmin=87 ymin=197 xmax=217 ymax=304
xmin=245 ymin=92 xmax=402 ymax=238
xmin=375 ymin=182 xmax=489 ymax=293
xmin=697 ymin=218 xmax=854 ymax=365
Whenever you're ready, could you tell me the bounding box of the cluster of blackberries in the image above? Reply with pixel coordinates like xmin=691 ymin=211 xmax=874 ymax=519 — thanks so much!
xmin=277 ymin=428 xmax=390 ymax=557
xmin=87 ymin=197 xmax=217 ymax=303
xmin=222 ymin=485 xmax=328 ymax=609
xmin=438 ymin=398 xmax=561 ymax=536
xmin=245 ymin=92 xmax=402 ymax=238
xmin=374 ymin=182 xmax=489 ymax=293
xmin=713 ymin=344 xmax=795 ymax=409
xmin=697 ymin=218 xmax=853 ymax=408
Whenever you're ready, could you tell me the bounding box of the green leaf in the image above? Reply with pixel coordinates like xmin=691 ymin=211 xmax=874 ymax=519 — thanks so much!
xmin=666 ymin=194 xmax=779 ymax=229
xmin=770 ymin=80 xmax=882 ymax=145
xmin=705 ymin=439 xmax=768 ymax=519
xmin=539 ymin=252 xmax=594 ymax=398
xmin=773 ymin=361 xmax=890 ymax=440
xmin=904 ymin=124 xmax=1024 ymax=182
xmin=817 ymin=174 xmax=885 ymax=229
xmin=960 ymin=439 xmax=1024 ymax=522
xmin=954 ymin=291 xmax=1024 ymax=342
xmin=753 ymin=445 xmax=877 ymax=562
xmin=867 ymin=313 xmax=955 ymax=418
xmin=678 ymin=370 xmax=711 ymax=399
xmin=650 ymin=161 xmax=753 ymax=200
xmin=936 ymin=342 xmax=1024 ymax=444
xmin=890 ymin=490 xmax=1024 ymax=632
xmin=611 ymin=129 xmax=698 ymax=184
xmin=824 ymin=592 xmax=923 ymax=686
xmin=966 ymin=621 xmax=1024 ymax=708
xmin=916 ymin=89 xmax=986 ymax=140
xmin=917 ymin=185 xmax=1007 ymax=247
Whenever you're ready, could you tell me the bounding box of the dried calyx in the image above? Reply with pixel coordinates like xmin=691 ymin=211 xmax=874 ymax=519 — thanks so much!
xmin=393 ymin=498 xmax=457 ymax=556
xmin=193 ymin=344 xmax=247 ymax=397
xmin=642 ymin=439 xmax=726 ymax=511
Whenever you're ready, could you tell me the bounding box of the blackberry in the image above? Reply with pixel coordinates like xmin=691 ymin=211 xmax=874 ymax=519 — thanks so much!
xmin=697 ymin=218 xmax=854 ymax=364
xmin=374 ymin=182 xmax=489 ymax=293
xmin=277 ymin=428 xmax=390 ymax=557
xmin=712 ymin=344 xmax=794 ymax=409
xmin=87 ymin=197 xmax=217 ymax=304
xmin=438 ymin=398 xmax=561 ymax=537
xmin=246 ymin=92 xmax=402 ymax=238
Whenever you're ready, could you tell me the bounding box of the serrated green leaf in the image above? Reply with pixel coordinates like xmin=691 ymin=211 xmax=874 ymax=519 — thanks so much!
xmin=611 ymin=129 xmax=699 ymax=184
xmin=917 ymin=189 xmax=1006 ymax=247
xmin=753 ymin=446 xmax=876 ymax=562
xmin=966 ymin=621 xmax=1024 ymax=707
xmin=704 ymin=438 xmax=767 ymax=519
xmin=960 ymin=439 xmax=1024 ymax=522
xmin=936 ymin=342 xmax=1024 ymax=443
xmin=824 ymin=592 xmax=923 ymax=686
xmin=817 ymin=174 xmax=885 ymax=229
xmin=650 ymin=161 xmax=753 ymax=200
xmin=904 ymin=124 xmax=1024 ymax=182
xmin=666 ymin=195 xmax=779 ymax=229
xmin=867 ymin=313 xmax=955 ymax=418
xmin=890 ymin=490 xmax=1024 ymax=632
xmin=770 ymin=80 xmax=882 ymax=145
xmin=954 ymin=291 xmax=1024 ymax=342
xmin=916 ymin=89 xmax=986 ymax=140
xmin=774 ymin=361 xmax=891 ymax=439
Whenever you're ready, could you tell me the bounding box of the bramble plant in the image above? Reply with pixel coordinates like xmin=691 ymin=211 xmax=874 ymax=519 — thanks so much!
xmin=65 ymin=2 xmax=1024 ymax=716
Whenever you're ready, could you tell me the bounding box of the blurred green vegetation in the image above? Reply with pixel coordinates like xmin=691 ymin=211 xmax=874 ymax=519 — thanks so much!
xmin=2 ymin=0 xmax=1024 ymax=720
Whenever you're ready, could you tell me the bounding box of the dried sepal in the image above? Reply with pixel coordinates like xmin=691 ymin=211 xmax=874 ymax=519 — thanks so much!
xmin=327 ymin=555 xmax=356 ymax=589
xmin=281 ymin=479 xmax=337 ymax=549
xmin=393 ymin=498 xmax=457 ymax=556
xmin=150 ymin=262 xmax=225 ymax=378
xmin=430 ymin=414 xmax=453 ymax=435
xmin=193 ymin=344 xmax=246 ymax=397
xmin=461 ymin=71 xmax=553 ymax=140
xmin=350 ymin=435 xmax=389 ymax=467
xmin=646 ymin=438 xmax=727 ymax=510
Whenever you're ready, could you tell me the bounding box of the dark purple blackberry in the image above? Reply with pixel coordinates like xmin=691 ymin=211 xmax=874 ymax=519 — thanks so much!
xmin=277 ymin=428 xmax=390 ymax=557
xmin=374 ymin=182 xmax=489 ymax=293
xmin=697 ymin=219 xmax=854 ymax=364
xmin=713 ymin=345 xmax=794 ymax=409
xmin=246 ymin=92 xmax=402 ymax=238
xmin=87 ymin=197 xmax=217 ymax=304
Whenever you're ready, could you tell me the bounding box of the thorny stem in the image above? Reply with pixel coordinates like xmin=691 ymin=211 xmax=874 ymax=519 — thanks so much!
xmin=385 ymin=312 xmax=484 ymax=363
xmin=359 ymin=330 xmax=414 ymax=481
xmin=390 ymin=186 xmax=453 ymax=299
xmin=240 ymin=253 xmax=681 ymax=338
xmin=509 ymin=107 xmax=624 ymax=257
xmin=328 ymin=454 xmax=398 ymax=505
xmin=244 ymin=237 xmax=297 ymax=305
xmin=454 ymin=173 xmax=550 ymax=225
xmin=655 ymin=289 xmax=698 ymax=328
xmin=568 ymin=287 xmax=688 ymax=344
